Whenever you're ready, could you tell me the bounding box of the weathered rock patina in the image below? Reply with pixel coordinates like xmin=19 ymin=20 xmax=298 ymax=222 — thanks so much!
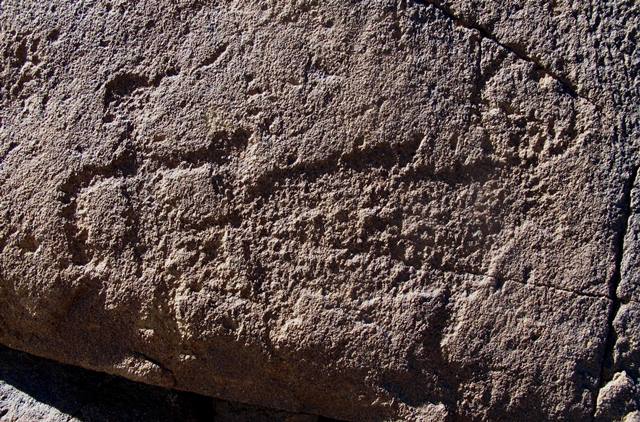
xmin=0 ymin=1 xmax=638 ymax=420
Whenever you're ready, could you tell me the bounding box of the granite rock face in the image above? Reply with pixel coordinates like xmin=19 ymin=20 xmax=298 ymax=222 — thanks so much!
xmin=0 ymin=1 xmax=638 ymax=420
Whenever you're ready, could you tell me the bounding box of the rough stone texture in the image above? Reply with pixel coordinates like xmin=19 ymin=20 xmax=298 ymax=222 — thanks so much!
xmin=600 ymin=173 xmax=640 ymax=421
xmin=0 ymin=1 xmax=637 ymax=421
xmin=594 ymin=371 xmax=639 ymax=422
xmin=0 ymin=344 xmax=320 ymax=421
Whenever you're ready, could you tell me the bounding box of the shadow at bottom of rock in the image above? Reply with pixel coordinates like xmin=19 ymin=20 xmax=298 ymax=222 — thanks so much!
xmin=0 ymin=344 xmax=338 ymax=422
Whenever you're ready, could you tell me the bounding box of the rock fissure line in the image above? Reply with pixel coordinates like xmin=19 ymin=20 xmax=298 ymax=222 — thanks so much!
xmin=438 ymin=267 xmax=609 ymax=300
xmin=133 ymin=351 xmax=177 ymax=387
xmin=511 ymin=279 xmax=608 ymax=300
xmin=414 ymin=0 xmax=597 ymax=107
xmin=593 ymin=165 xmax=638 ymax=415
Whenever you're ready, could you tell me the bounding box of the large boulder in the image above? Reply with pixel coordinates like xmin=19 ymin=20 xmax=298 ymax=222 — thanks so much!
xmin=0 ymin=1 xmax=638 ymax=420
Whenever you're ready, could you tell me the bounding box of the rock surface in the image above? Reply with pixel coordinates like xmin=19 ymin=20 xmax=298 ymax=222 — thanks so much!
xmin=0 ymin=1 xmax=638 ymax=420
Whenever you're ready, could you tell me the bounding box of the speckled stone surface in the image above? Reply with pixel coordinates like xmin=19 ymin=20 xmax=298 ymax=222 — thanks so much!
xmin=0 ymin=1 xmax=638 ymax=420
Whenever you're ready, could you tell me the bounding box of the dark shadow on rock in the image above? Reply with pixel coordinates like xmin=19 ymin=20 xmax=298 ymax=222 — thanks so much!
xmin=0 ymin=344 xmax=340 ymax=421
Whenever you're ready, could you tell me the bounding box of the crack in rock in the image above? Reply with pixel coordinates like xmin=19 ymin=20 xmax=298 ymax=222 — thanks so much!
xmin=133 ymin=351 xmax=177 ymax=386
xmin=438 ymin=267 xmax=609 ymax=300
xmin=414 ymin=0 xmax=597 ymax=107
xmin=594 ymin=165 xmax=639 ymax=418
